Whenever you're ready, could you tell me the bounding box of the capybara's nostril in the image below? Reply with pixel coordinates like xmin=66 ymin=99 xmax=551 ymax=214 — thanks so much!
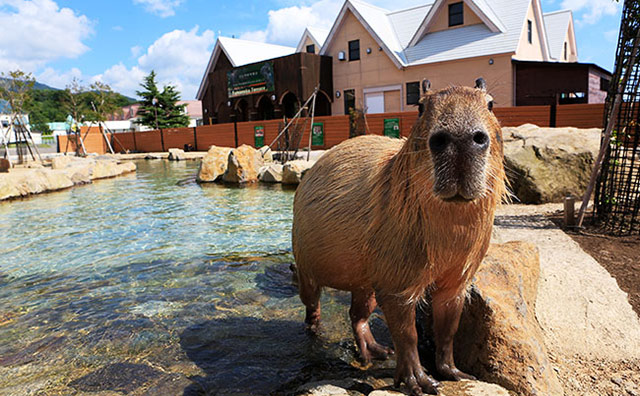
xmin=472 ymin=131 xmax=489 ymax=150
xmin=429 ymin=132 xmax=451 ymax=153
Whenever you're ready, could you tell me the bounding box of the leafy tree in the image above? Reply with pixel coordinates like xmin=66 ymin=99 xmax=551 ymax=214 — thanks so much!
xmin=0 ymin=70 xmax=35 ymax=117
xmin=63 ymin=78 xmax=88 ymax=125
xmin=135 ymin=70 xmax=189 ymax=129
xmin=86 ymin=81 xmax=119 ymax=125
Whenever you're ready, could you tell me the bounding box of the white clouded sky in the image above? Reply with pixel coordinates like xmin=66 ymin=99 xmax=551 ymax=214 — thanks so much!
xmin=0 ymin=0 xmax=624 ymax=101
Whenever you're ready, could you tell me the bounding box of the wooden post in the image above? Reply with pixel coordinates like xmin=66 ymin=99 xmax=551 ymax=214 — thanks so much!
xmin=132 ymin=130 xmax=138 ymax=152
xmin=193 ymin=127 xmax=198 ymax=151
xmin=233 ymin=118 xmax=238 ymax=148
xmin=564 ymin=196 xmax=576 ymax=227
xmin=160 ymin=128 xmax=165 ymax=152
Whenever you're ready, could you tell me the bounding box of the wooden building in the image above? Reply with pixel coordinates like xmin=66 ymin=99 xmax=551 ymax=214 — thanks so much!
xmin=197 ymin=37 xmax=333 ymax=125
xmin=513 ymin=60 xmax=612 ymax=106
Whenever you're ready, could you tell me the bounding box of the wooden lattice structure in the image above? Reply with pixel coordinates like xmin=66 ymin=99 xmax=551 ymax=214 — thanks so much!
xmin=594 ymin=0 xmax=640 ymax=234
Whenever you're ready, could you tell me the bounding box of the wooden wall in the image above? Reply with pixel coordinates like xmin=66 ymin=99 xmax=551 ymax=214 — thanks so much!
xmin=59 ymin=104 xmax=606 ymax=154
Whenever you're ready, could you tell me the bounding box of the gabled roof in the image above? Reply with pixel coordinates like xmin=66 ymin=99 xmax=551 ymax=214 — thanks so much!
xmin=320 ymin=0 xmax=547 ymax=69
xmin=409 ymin=0 xmax=506 ymax=46
xmin=320 ymin=0 xmax=407 ymax=67
xmin=296 ymin=27 xmax=330 ymax=52
xmin=196 ymin=37 xmax=295 ymax=99
xmin=544 ymin=10 xmax=575 ymax=61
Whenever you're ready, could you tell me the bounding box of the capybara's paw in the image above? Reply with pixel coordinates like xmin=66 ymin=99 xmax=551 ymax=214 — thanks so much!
xmin=368 ymin=342 xmax=394 ymax=360
xmin=394 ymin=364 xmax=440 ymax=395
xmin=436 ymin=363 xmax=476 ymax=381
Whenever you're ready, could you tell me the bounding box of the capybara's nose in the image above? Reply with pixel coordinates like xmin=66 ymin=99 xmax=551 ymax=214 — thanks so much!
xmin=429 ymin=131 xmax=451 ymax=154
xmin=429 ymin=130 xmax=489 ymax=155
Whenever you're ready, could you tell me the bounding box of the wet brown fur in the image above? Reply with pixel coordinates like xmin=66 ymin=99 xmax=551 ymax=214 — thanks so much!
xmin=292 ymin=85 xmax=506 ymax=395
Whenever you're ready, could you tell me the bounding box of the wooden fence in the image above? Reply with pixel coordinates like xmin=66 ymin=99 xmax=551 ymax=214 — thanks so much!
xmin=57 ymin=103 xmax=607 ymax=154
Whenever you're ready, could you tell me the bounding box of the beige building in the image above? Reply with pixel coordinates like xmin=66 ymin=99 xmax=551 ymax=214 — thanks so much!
xmin=315 ymin=0 xmax=581 ymax=114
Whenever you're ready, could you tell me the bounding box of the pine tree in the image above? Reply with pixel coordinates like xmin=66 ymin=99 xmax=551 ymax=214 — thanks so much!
xmin=135 ymin=71 xmax=189 ymax=129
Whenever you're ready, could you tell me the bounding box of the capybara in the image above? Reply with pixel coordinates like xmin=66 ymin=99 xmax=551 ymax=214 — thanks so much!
xmin=292 ymin=80 xmax=506 ymax=395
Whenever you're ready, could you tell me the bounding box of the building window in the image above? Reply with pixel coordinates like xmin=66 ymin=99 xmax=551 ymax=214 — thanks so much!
xmin=449 ymin=2 xmax=463 ymax=27
xmin=527 ymin=20 xmax=532 ymax=44
xmin=406 ymin=82 xmax=421 ymax=105
xmin=348 ymin=40 xmax=360 ymax=61
xmin=564 ymin=42 xmax=567 ymax=60
xmin=344 ymin=89 xmax=356 ymax=115
xmin=600 ymin=77 xmax=610 ymax=92
xmin=306 ymin=44 xmax=315 ymax=54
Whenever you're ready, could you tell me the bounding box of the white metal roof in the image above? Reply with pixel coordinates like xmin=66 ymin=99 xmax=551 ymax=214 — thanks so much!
xmin=321 ymin=0 xmax=559 ymax=68
xmin=544 ymin=10 xmax=573 ymax=60
xmin=295 ymin=27 xmax=330 ymax=52
xmin=197 ymin=37 xmax=295 ymax=99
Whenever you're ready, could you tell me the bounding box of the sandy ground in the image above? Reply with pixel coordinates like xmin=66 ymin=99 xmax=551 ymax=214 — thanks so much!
xmin=493 ymin=204 xmax=640 ymax=396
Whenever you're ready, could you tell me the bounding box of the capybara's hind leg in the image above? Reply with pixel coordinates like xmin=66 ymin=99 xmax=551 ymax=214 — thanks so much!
xmin=378 ymin=294 xmax=440 ymax=395
xmin=298 ymin=273 xmax=322 ymax=333
xmin=431 ymin=285 xmax=476 ymax=381
xmin=350 ymin=289 xmax=394 ymax=363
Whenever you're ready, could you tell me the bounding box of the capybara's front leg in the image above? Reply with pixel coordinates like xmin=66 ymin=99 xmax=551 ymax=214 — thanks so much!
xmin=379 ymin=295 xmax=440 ymax=395
xmin=431 ymin=285 xmax=476 ymax=381
xmin=350 ymin=289 xmax=394 ymax=363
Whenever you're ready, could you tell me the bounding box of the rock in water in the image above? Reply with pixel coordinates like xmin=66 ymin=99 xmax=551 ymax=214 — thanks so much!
xmin=168 ymin=148 xmax=186 ymax=161
xmin=420 ymin=241 xmax=563 ymax=396
xmin=222 ymin=144 xmax=264 ymax=183
xmin=502 ymin=125 xmax=601 ymax=203
xmin=259 ymin=163 xmax=284 ymax=183
xmin=197 ymin=146 xmax=232 ymax=183
xmin=282 ymin=160 xmax=315 ymax=185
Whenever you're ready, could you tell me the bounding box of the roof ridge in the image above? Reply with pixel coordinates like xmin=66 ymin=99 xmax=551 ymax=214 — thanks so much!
xmin=386 ymin=2 xmax=434 ymax=16
xmin=543 ymin=9 xmax=572 ymax=17
xmin=348 ymin=0 xmax=390 ymax=13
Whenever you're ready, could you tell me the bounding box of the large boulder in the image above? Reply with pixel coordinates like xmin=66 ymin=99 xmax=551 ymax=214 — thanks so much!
xmin=259 ymin=163 xmax=283 ymax=183
xmin=168 ymin=148 xmax=186 ymax=161
xmin=50 ymin=155 xmax=74 ymax=170
xmin=222 ymin=145 xmax=264 ymax=184
xmin=502 ymin=124 xmax=601 ymax=203
xmin=419 ymin=241 xmax=562 ymax=396
xmin=259 ymin=146 xmax=273 ymax=162
xmin=197 ymin=146 xmax=233 ymax=183
xmin=282 ymin=160 xmax=315 ymax=185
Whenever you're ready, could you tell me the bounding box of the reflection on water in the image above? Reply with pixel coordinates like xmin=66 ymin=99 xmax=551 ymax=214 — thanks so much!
xmin=0 ymin=160 xmax=374 ymax=395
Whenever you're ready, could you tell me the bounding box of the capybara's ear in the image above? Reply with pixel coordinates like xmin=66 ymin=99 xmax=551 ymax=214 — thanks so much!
xmin=475 ymin=78 xmax=494 ymax=111
xmin=474 ymin=77 xmax=487 ymax=91
xmin=421 ymin=79 xmax=431 ymax=95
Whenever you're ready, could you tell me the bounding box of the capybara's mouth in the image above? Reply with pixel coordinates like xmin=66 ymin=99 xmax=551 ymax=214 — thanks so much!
xmin=442 ymin=194 xmax=474 ymax=203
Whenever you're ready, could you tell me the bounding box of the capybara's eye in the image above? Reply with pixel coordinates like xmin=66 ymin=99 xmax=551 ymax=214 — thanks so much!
xmin=472 ymin=131 xmax=489 ymax=146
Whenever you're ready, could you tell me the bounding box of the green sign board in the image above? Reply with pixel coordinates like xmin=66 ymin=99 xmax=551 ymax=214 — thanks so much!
xmin=254 ymin=125 xmax=265 ymax=148
xmin=311 ymin=122 xmax=324 ymax=146
xmin=383 ymin=118 xmax=400 ymax=138
xmin=227 ymin=62 xmax=275 ymax=98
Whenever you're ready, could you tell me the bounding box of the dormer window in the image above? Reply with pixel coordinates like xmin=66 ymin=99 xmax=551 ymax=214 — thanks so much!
xmin=307 ymin=44 xmax=315 ymax=54
xmin=449 ymin=2 xmax=463 ymax=27
xmin=527 ymin=20 xmax=532 ymax=44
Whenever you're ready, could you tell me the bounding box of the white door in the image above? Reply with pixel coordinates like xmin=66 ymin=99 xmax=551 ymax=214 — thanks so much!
xmin=364 ymin=92 xmax=384 ymax=114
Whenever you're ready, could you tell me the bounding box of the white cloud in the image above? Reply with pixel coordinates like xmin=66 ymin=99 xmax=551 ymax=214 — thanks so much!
xmin=37 ymin=67 xmax=85 ymax=89
xmin=561 ymin=0 xmax=621 ymax=25
xmin=131 ymin=45 xmax=143 ymax=58
xmin=0 ymin=0 xmax=93 ymax=73
xmin=95 ymin=26 xmax=215 ymax=99
xmin=133 ymin=0 xmax=184 ymax=18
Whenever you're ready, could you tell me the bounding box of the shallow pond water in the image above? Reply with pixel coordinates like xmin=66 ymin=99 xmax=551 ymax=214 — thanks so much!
xmin=0 ymin=160 xmax=392 ymax=395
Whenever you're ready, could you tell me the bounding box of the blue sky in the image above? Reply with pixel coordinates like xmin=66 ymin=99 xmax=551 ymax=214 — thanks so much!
xmin=0 ymin=0 xmax=622 ymax=100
